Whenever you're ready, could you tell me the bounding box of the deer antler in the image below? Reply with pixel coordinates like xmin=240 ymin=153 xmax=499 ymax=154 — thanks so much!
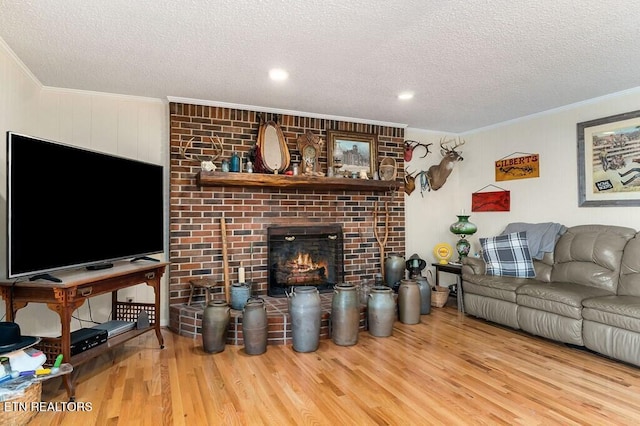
xmin=440 ymin=137 xmax=466 ymax=152
xmin=404 ymin=140 xmax=433 ymax=158
xmin=405 ymin=166 xmax=418 ymax=177
xmin=179 ymin=136 xmax=224 ymax=162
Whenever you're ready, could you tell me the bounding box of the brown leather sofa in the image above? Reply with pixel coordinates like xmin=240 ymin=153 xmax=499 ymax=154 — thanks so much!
xmin=461 ymin=224 xmax=640 ymax=367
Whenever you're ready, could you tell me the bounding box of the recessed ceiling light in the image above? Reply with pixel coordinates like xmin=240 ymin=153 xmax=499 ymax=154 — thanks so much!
xmin=398 ymin=91 xmax=414 ymax=100
xmin=269 ymin=68 xmax=289 ymax=81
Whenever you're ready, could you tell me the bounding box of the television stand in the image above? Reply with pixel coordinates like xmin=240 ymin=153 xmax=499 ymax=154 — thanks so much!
xmin=0 ymin=260 xmax=168 ymax=401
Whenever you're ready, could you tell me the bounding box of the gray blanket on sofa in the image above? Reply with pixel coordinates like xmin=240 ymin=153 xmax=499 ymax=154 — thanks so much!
xmin=501 ymin=222 xmax=567 ymax=260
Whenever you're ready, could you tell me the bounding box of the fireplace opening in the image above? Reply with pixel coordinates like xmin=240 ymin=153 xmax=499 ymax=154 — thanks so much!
xmin=267 ymin=225 xmax=344 ymax=297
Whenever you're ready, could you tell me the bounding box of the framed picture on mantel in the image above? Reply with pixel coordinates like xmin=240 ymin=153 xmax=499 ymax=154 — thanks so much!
xmin=327 ymin=131 xmax=378 ymax=178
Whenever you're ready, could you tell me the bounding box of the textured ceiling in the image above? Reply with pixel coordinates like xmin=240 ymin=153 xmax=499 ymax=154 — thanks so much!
xmin=1 ymin=0 xmax=640 ymax=133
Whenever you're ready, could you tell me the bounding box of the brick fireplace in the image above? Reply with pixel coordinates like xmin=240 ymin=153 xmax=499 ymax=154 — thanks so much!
xmin=168 ymin=103 xmax=405 ymax=340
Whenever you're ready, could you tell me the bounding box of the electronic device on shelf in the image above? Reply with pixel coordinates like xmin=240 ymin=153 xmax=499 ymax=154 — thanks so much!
xmin=4 ymin=132 xmax=164 ymax=281
xmin=68 ymin=328 xmax=108 ymax=356
xmin=91 ymin=320 xmax=136 ymax=338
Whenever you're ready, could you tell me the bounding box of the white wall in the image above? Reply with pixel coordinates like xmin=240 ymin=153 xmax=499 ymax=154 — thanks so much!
xmin=0 ymin=38 xmax=169 ymax=336
xmin=405 ymin=87 xmax=640 ymax=285
xmin=404 ymin=129 xmax=461 ymax=274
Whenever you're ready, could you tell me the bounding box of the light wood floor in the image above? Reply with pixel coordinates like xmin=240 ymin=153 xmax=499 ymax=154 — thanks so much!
xmin=29 ymin=306 xmax=640 ymax=425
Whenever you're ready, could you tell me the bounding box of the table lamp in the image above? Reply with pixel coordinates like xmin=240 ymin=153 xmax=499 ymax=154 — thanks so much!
xmin=450 ymin=211 xmax=477 ymax=263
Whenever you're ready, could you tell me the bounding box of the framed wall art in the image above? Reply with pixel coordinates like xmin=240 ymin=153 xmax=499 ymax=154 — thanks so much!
xmin=495 ymin=152 xmax=539 ymax=181
xmin=472 ymin=184 xmax=510 ymax=212
xmin=327 ymin=130 xmax=378 ymax=177
xmin=577 ymin=109 xmax=640 ymax=207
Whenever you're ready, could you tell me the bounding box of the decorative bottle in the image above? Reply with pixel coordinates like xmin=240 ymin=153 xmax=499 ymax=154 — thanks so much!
xmin=230 ymin=152 xmax=240 ymax=172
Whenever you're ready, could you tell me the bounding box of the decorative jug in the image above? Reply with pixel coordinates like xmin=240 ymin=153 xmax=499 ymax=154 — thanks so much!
xmin=398 ymin=279 xmax=421 ymax=324
xmin=243 ymin=297 xmax=268 ymax=355
xmin=202 ymin=300 xmax=230 ymax=353
xmin=367 ymin=286 xmax=395 ymax=337
xmin=384 ymin=253 xmax=405 ymax=288
xmin=289 ymin=286 xmax=321 ymax=352
xmin=331 ymin=283 xmax=359 ymax=346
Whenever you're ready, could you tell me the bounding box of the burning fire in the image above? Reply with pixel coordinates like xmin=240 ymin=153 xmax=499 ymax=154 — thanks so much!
xmin=292 ymin=252 xmax=319 ymax=272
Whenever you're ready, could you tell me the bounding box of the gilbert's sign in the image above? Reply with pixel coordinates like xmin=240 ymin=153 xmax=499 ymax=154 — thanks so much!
xmin=495 ymin=154 xmax=539 ymax=181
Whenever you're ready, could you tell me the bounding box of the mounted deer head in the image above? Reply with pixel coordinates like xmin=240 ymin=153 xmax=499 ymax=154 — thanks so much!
xmin=425 ymin=137 xmax=465 ymax=191
xmin=404 ymin=167 xmax=418 ymax=195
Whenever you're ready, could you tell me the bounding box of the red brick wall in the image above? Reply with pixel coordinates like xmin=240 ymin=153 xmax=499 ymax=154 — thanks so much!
xmin=169 ymin=103 xmax=405 ymax=308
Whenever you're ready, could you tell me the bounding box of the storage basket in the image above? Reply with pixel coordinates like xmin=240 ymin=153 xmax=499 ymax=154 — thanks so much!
xmin=431 ymin=286 xmax=450 ymax=308
xmin=0 ymin=381 xmax=42 ymax=426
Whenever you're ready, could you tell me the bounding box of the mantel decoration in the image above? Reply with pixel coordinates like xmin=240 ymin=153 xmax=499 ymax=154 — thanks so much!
xmin=450 ymin=212 xmax=477 ymax=262
xmin=577 ymin=109 xmax=640 ymax=207
xmin=378 ymin=157 xmax=397 ymax=181
xmin=254 ymin=117 xmax=290 ymax=174
xmin=296 ymin=131 xmax=323 ymax=176
xmin=327 ymin=130 xmax=378 ymax=178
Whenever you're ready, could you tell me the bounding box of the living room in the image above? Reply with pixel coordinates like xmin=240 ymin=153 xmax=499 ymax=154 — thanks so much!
xmin=2 ymin=2 xmax=640 ymax=424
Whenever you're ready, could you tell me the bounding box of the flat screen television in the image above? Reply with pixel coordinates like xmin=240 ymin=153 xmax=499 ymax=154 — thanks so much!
xmin=6 ymin=132 xmax=164 ymax=281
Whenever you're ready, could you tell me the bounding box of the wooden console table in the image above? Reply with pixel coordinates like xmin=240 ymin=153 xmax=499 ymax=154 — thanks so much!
xmin=0 ymin=260 xmax=168 ymax=400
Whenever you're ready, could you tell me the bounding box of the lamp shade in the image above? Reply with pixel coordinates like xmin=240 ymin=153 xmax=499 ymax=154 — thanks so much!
xmin=449 ymin=215 xmax=477 ymax=236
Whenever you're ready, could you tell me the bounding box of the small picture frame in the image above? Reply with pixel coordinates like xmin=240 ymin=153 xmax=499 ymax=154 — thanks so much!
xmin=327 ymin=131 xmax=378 ymax=177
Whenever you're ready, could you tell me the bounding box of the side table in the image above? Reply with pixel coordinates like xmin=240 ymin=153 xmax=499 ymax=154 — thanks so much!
xmin=431 ymin=262 xmax=464 ymax=313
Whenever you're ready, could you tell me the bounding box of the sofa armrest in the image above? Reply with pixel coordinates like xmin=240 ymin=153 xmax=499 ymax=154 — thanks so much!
xmin=462 ymin=256 xmax=486 ymax=276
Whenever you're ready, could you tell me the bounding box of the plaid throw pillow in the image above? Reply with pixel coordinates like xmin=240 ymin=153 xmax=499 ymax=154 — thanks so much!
xmin=480 ymin=232 xmax=535 ymax=278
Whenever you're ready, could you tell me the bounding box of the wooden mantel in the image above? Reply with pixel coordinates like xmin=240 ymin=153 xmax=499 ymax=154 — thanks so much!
xmin=196 ymin=171 xmax=402 ymax=192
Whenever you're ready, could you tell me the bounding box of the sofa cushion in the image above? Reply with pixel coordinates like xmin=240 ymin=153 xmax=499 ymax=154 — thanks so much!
xmin=462 ymin=274 xmax=536 ymax=302
xmin=464 ymin=293 xmax=520 ymax=329
xmin=551 ymin=225 xmax=635 ymax=292
xmin=582 ymin=295 xmax=640 ymax=332
xmin=516 ymin=282 xmax=611 ymax=319
xmin=480 ymin=232 xmax=535 ymax=278
xmin=619 ymin=233 xmax=640 ymax=297
xmin=583 ymin=320 xmax=640 ymax=367
xmin=517 ymin=306 xmax=583 ymax=345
